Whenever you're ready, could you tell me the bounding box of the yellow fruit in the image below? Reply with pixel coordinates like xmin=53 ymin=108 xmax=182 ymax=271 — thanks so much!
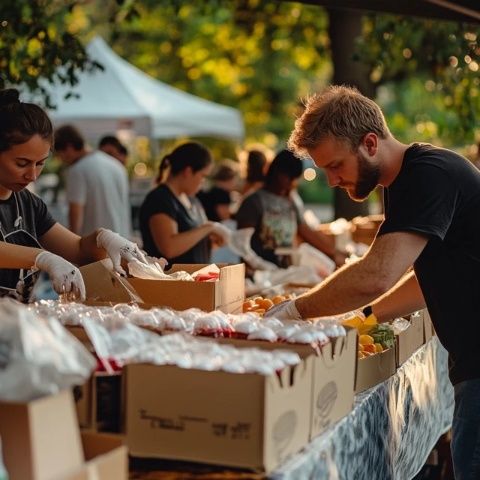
xmin=359 ymin=334 xmax=374 ymax=345
xmin=358 ymin=314 xmax=378 ymax=334
xmin=374 ymin=343 xmax=383 ymax=353
xmin=342 ymin=315 xmax=363 ymax=329
xmin=363 ymin=343 xmax=376 ymax=354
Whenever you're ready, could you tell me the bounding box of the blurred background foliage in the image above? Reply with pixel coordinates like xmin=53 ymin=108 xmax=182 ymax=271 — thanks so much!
xmin=1 ymin=0 xmax=479 ymax=177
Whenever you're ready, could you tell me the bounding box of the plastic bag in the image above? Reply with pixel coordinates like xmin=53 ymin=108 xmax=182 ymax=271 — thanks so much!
xmin=0 ymin=298 xmax=96 ymax=402
xmin=228 ymin=228 xmax=278 ymax=271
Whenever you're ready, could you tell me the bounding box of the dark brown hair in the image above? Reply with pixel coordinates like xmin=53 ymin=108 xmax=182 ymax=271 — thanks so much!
xmin=156 ymin=142 xmax=212 ymax=184
xmin=54 ymin=124 xmax=85 ymax=151
xmin=0 ymin=88 xmax=53 ymax=152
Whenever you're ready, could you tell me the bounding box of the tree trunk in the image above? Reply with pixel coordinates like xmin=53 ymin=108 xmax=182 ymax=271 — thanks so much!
xmin=328 ymin=7 xmax=375 ymax=220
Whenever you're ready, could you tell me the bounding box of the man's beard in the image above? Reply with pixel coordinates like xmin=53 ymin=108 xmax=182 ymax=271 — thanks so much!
xmin=348 ymin=151 xmax=380 ymax=201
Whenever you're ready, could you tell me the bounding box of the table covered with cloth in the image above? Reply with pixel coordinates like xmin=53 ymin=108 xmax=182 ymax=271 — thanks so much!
xmin=130 ymin=337 xmax=453 ymax=479
xmin=271 ymin=336 xmax=454 ymax=480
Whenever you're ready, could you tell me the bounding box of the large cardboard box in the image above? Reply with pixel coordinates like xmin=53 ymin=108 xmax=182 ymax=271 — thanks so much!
xmin=80 ymin=259 xmax=245 ymax=313
xmin=395 ymin=314 xmax=425 ymax=367
xmin=61 ymin=432 xmax=128 ymax=480
xmin=216 ymin=328 xmax=357 ymax=440
xmin=355 ymin=347 xmax=396 ymax=393
xmin=124 ymin=358 xmax=313 ymax=473
xmin=0 ymin=390 xmax=84 ymax=480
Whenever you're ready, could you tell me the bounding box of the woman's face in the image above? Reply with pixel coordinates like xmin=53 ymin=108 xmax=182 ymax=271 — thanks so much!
xmin=0 ymin=134 xmax=50 ymax=198
xmin=183 ymin=165 xmax=212 ymax=196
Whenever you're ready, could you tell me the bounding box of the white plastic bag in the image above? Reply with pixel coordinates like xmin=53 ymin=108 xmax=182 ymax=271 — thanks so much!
xmin=0 ymin=298 xmax=96 ymax=402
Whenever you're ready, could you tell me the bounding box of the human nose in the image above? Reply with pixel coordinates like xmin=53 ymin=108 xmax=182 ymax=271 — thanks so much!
xmin=24 ymin=165 xmax=37 ymax=182
xmin=325 ymin=170 xmax=340 ymax=187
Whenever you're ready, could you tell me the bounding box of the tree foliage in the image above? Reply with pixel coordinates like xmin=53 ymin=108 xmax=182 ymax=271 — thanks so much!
xmin=356 ymin=15 xmax=480 ymax=143
xmin=0 ymin=0 xmax=138 ymax=108
xmin=1 ymin=0 xmax=479 ymax=147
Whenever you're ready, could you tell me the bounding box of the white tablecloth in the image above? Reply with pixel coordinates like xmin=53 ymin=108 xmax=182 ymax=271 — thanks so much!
xmin=272 ymin=337 xmax=454 ymax=480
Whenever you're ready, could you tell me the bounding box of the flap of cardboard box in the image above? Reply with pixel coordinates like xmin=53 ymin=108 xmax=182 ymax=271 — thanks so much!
xmin=61 ymin=432 xmax=128 ymax=480
xmin=80 ymin=259 xmax=142 ymax=303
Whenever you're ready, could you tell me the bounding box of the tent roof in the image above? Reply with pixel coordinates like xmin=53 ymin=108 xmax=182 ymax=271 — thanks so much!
xmin=47 ymin=36 xmax=244 ymax=141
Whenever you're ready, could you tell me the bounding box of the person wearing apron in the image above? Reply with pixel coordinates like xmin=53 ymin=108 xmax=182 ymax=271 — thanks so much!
xmin=0 ymin=88 xmax=149 ymax=302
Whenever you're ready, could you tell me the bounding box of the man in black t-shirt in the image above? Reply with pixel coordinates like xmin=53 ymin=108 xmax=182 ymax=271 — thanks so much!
xmin=265 ymin=85 xmax=480 ymax=479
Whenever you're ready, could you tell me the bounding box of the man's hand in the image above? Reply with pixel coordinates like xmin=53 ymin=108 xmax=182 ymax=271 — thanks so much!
xmin=96 ymin=228 xmax=147 ymax=275
xmin=35 ymin=251 xmax=86 ymax=300
xmin=263 ymin=299 xmax=302 ymax=320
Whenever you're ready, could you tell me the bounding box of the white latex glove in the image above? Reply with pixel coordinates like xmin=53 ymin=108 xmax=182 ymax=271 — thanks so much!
xmin=263 ymin=299 xmax=302 ymax=321
xmin=210 ymin=222 xmax=232 ymax=243
xmin=34 ymin=251 xmax=86 ymax=301
xmin=96 ymin=228 xmax=147 ymax=275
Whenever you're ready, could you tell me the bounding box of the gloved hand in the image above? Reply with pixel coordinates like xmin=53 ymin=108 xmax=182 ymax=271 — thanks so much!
xmin=34 ymin=251 xmax=86 ymax=300
xmin=263 ymin=299 xmax=302 ymax=320
xmin=209 ymin=222 xmax=232 ymax=245
xmin=96 ymin=228 xmax=147 ymax=275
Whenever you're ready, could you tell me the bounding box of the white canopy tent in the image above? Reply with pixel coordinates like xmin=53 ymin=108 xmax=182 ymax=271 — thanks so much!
xmin=41 ymin=36 xmax=244 ymax=142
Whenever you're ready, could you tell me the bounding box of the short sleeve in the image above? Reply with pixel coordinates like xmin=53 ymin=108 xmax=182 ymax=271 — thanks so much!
xmin=236 ymin=193 xmax=263 ymax=228
xmin=30 ymin=192 xmax=56 ymax=237
xmin=65 ymin=165 xmax=87 ymax=204
xmin=379 ymin=162 xmax=457 ymax=241
xmin=144 ymin=187 xmax=178 ymax=220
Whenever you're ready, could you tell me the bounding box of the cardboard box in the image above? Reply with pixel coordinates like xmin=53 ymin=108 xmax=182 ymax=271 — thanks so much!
xmin=74 ymin=373 xmax=123 ymax=433
xmin=0 ymin=390 xmax=84 ymax=480
xmin=61 ymin=432 xmax=128 ymax=480
xmin=216 ymin=328 xmax=357 ymax=440
xmin=395 ymin=314 xmax=425 ymax=367
xmin=124 ymin=358 xmax=313 ymax=473
xmin=355 ymin=347 xmax=396 ymax=393
xmin=80 ymin=259 xmax=245 ymax=313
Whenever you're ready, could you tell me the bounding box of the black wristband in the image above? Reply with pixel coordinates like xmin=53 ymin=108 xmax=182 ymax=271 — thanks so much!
xmin=362 ymin=305 xmax=373 ymax=317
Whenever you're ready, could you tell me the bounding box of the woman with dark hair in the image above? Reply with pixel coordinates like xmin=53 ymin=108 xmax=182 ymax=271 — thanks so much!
xmin=139 ymin=142 xmax=229 ymax=265
xmin=0 ymin=88 xmax=147 ymax=302
xmin=236 ymin=149 xmax=336 ymax=268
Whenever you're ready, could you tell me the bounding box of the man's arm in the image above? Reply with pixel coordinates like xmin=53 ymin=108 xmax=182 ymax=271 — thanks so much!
xmin=371 ymin=270 xmax=426 ymax=322
xmin=295 ymin=231 xmax=428 ymax=318
xmin=69 ymin=202 xmax=84 ymax=235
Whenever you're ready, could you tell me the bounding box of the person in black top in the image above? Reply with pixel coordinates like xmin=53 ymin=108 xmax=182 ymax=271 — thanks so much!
xmin=0 ymin=89 xmax=148 ymax=302
xmin=197 ymin=160 xmax=239 ymax=222
xmin=265 ymin=85 xmax=480 ymax=479
xmin=139 ymin=142 xmax=229 ymax=265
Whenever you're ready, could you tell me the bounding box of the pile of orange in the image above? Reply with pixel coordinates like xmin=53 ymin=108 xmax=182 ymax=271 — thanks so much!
xmin=242 ymin=294 xmax=292 ymax=316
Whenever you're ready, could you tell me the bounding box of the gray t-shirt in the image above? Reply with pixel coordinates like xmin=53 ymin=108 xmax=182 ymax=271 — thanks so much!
xmin=236 ymin=188 xmax=302 ymax=267
xmin=65 ymin=151 xmax=131 ymax=237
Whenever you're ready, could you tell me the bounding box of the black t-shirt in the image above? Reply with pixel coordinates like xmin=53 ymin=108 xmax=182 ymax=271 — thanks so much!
xmin=139 ymin=184 xmax=210 ymax=265
xmin=378 ymin=143 xmax=480 ymax=385
xmin=0 ymin=190 xmax=56 ymax=295
xmin=197 ymin=186 xmax=231 ymax=222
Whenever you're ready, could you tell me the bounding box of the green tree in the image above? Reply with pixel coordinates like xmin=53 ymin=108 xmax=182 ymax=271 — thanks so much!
xmin=0 ymin=0 xmax=138 ymax=108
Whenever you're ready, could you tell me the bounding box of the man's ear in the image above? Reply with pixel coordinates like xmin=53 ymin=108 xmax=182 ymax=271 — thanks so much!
xmin=363 ymin=133 xmax=378 ymax=156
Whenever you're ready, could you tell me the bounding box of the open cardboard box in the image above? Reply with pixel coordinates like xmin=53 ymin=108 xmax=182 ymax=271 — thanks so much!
xmin=395 ymin=313 xmax=425 ymax=367
xmin=355 ymin=346 xmax=396 ymax=393
xmin=80 ymin=259 xmax=245 ymax=313
xmin=215 ymin=327 xmax=357 ymax=440
xmin=0 ymin=390 xmax=127 ymax=480
xmin=124 ymin=356 xmax=313 ymax=473
xmin=0 ymin=390 xmax=84 ymax=480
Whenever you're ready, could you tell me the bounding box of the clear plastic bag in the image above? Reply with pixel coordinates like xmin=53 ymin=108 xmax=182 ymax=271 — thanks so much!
xmin=0 ymin=298 xmax=96 ymax=402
